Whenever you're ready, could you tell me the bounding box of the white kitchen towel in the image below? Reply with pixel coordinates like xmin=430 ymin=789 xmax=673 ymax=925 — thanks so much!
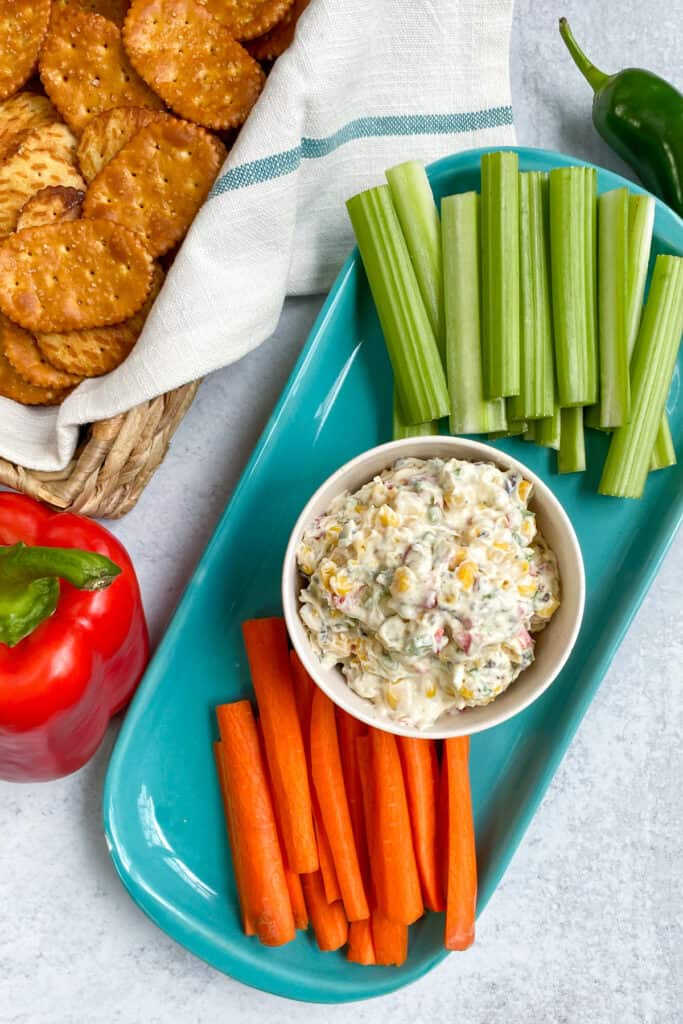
xmin=1 ymin=0 xmax=516 ymax=472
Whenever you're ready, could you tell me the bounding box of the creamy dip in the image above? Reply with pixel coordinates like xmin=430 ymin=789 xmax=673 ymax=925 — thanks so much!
xmin=296 ymin=456 xmax=561 ymax=729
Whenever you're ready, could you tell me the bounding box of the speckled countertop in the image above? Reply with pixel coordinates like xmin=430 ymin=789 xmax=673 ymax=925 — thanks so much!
xmin=2 ymin=1 xmax=681 ymax=1021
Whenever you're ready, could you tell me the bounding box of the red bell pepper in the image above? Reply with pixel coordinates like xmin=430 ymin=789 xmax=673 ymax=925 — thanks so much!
xmin=0 ymin=493 xmax=149 ymax=782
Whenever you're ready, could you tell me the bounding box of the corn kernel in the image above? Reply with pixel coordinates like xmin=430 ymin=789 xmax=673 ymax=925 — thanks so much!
xmin=325 ymin=523 xmax=342 ymax=539
xmin=392 ymin=566 xmax=413 ymax=594
xmin=520 ymin=560 xmax=530 ymax=573
xmin=518 ymin=581 xmax=538 ymax=597
xmin=460 ymin=686 xmax=474 ymax=701
xmin=456 ymin=561 xmax=477 ymax=590
xmin=445 ymin=491 xmax=465 ymax=509
xmin=517 ymin=479 xmax=532 ymax=502
xmin=378 ymin=504 xmax=400 ymax=528
xmin=425 ymin=684 xmax=437 ymax=699
xmin=449 ymin=546 xmax=468 ymax=569
xmin=354 ymin=503 xmax=367 ymax=514
xmin=536 ymin=597 xmax=560 ymax=618
xmin=386 ymin=687 xmax=400 ymax=710
xmin=330 ymin=570 xmax=353 ymax=597
xmin=299 ymin=545 xmax=316 ymax=575
xmin=493 ymin=541 xmax=510 ymax=552
xmin=521 ymin=517 xmax=536 ymax=540
xmin=319 ymin=559 xmax=337 ymax=588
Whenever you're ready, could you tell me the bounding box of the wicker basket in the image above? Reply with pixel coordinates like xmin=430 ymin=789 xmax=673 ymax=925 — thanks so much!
xmin=0 ymin=380 xmax=199 ymax=518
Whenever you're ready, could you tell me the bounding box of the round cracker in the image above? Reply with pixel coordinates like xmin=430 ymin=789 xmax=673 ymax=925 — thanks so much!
xmin=197 ymin=0 xmax=294 ymax=42
xmin=83 ymin=117 xmax=226 ymax=258
xmin=246 ymin=0 xmax=309 ymax=61
xmin=0 ymin=324 xmax=71 ymax=405
xmin=1 ymin=316 xmax=82 ymax=389
xmin=16 ymin=185 xmax=85 ymax=232
xmin=0 ymin=219 xmax=154 ymax=332
xmin=52 ymin=0 xmax=132 ymax=28
xmin=0 ymin=123 xmax=85 ymax=236
xmin=0 ymin=93 xmax=60 ymax=163
xmin=123 ymin=0 xmax=265 ymax=131
xmin=39 ymin=6 xmax=164 ymax=135
xmin=77 ymin=106 xmax=169 ymax=183
xmin=35 ymin=263 xmax=164 ymax=376
xmin=0 ymin=0 xmax=52 ymax=102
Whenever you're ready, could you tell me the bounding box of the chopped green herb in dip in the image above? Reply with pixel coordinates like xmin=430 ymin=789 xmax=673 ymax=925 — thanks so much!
xmin=297 ymin=457 xmax=560 ymax=728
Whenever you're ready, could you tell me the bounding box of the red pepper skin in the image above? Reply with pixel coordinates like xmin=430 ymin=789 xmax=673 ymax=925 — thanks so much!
xmin=0 ymin=493 xmax=149 ymax=782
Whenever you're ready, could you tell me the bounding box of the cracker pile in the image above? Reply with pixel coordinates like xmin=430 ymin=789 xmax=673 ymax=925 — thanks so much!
xmin=0 ymin=0 xmax=308 ymax=407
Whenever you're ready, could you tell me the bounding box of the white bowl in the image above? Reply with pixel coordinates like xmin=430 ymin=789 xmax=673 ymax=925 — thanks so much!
xmin=282 ymin=437 xmax=585 ymax=739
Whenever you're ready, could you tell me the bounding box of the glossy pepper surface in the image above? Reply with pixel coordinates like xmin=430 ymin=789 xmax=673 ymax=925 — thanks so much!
xmin=0 ymin=493 xmax=149 ymax=782
xmin=560 ymin=17 xmax=683 ymax=218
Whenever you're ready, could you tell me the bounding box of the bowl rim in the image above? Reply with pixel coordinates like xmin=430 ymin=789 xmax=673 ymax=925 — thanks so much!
xmin=282 ymin=435 xmax=586 ymax=738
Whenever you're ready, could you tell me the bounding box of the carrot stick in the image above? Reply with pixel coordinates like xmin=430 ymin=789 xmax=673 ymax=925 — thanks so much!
xmin=336 ymin=708 xmax=370 ymax=887
xmin=397 ymin=736 xmax=444 ymax=912
xmin=347 ymin=918 xmax=376 ymax=965
xmin=213 ymin=742 xmax=256 ymax=937
xmin=300 ymin=872 xmax=348 ymax=952
xmin=255 ymin=717 xmax=308 ymax=931
xmin=290 ymin=651 xmax=342 ymax=904
xmin=443 ymin=737 xmax=477 ymax=951
xmin=371 ymin=908 xmax=409 ymax=967
xmin=242 ymin=618 xmax=317 ymax=873
xmin=370 ymin=729 xmax=423 ymax=925
xmin=215 ymin=701 xmax=295 ymax=946
xmin=357 ymin=736 xmax=409 ymax=966
xmin=310 ymin=687 xmax=369 ymax=921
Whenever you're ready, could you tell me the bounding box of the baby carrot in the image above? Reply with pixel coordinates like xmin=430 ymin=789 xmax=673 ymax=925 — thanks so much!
xmin=290 ymin=651 xmax=341 ymax=904
xmin=347 ymin=918 xmax=376 ymax=966
xmin=242 ymin=619 xmax=317 ymax=873
xmin=397 ymin=737 xmax=444 ymax=912
xmin=310 ymin=687 xmax=369 ymax=921
xmin=443 ymin=737 xmax=477 ymax=951
xmin=370 ymin=729 xmax=423 ymax=926
xmin=357 ymin=736 xmax=409 ymax=966
xmin=300 ymin=872 xmax=348 ymax=952
xmin=213 ymin=741 xmax=255 ymax=937
xmin=215 ymin=701 xmax=295 ymax=947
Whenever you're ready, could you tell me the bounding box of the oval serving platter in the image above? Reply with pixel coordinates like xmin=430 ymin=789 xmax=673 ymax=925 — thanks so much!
xmin=104 ymin=147 xmax=683 ymax=1003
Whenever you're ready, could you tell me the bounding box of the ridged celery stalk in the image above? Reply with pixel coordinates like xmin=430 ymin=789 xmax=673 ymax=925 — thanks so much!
xmin=489 ymin=420 xmax=528 ymax=441
xmin=596 ymin=188 xmax=630 ymax=427
xmin=441 ymin=192 xmax=506 ymax=434
xmin=535 ymin=403 xmax=562 ymax=450
xmin=549 ymin=166 xmax=598 ymax=406
xmin=626 ymin=193 xmax=675 ymax=471
xmin=480 ymin=151 xmax=520 ymax=398
xmin=650 ymin=416 xmax=677 ymax=471
xmin=558 ymin=406 xmax=586 ymax=473
xmin=392 ymin=390 xmax=439 ymax=439
xmin=386 ymin=161 xmax=444 ymax=358
xmin=508 ymin=172 xmax=555 ymax=420
xmin=599 ymin=255 xmax=683 ymax=497
xmin=347 ymin=186 xmax=449 ymax=424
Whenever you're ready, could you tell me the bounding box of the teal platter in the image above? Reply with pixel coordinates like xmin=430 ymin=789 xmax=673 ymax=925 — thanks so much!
xmin=104 ymin=147 xmax=683 ymax=1003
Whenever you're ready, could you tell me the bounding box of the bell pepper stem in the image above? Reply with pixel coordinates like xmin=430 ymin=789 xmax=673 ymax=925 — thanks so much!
xmin=0 ymin=543 xmax=121 ymax=648
xmin=559 ymin=18 xmax=610 ymax=92
xmin=0 ymin=542 xmax=121 ymax=591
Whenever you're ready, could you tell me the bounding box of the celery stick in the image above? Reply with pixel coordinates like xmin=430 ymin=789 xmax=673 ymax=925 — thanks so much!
xmin=508 ymin=172 xmax=555 ymax=420
xmin=549 ymin=166 xmax=598 ymax=406
xmin=441 ymin=192 xmax=507 ymax=434
xmin=650 ymin=416 xmax=677 ymax=471
xmin=536 ymin=403 xmax=562 ymax=449
xmin=626 ymin=194 xmax=655 ymax=358
xmin=386 ymin=161 xmax=444 ymax=357
xmin=624 ymin=193 xmax=674 ymax=472
xmin=597 ymin=188 xmax=630 ymax=427
xmin=347 ymin=186 xmax=449 ymax=424
xmin=489 ymin=420 xmax=527 ymax=441
xmin=481 ymin=151 xmax=520 ymax=398
xmin=392 ymin=390 xmax=439 ymax=439
xmin=524 ymin=423 xmax=537 ymax=442
xmin=558 ymin=406 xmax=586 ymax=473
xmin=599 ymin=255 xmax=683 ymax=498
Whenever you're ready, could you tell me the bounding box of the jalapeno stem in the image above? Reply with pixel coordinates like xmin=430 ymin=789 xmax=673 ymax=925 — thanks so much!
xmin=559 ymin=18 xmax=610 ymax=93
